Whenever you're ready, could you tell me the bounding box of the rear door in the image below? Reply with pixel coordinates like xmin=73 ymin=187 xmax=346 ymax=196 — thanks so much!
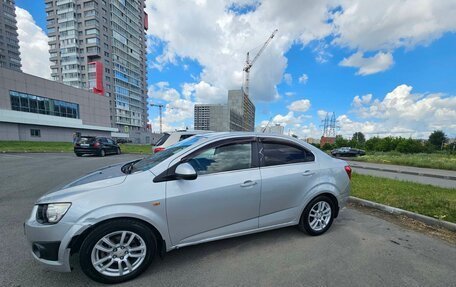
xmin=258 ymin=138 xmax=319 ymax=227
xmin=165 ymin=137 xmax=261 ymax=245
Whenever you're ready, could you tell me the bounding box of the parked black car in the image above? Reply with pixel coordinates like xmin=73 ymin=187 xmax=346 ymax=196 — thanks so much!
xmin=74 ymin=136 xmax=121 ymax=157
xmin=331 ymin=147 xmax=366 ymax=157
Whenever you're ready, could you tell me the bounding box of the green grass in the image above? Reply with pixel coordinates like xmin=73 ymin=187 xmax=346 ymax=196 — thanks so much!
xmin=351 ymin=152 xmax=456 ymax=171
xmin=0 ymin=141 xmax=151 ymax=154
xmin=352 ymin=173 xmax=456 ymax=223
xmin=118 ymin=143 xmax=151 ymax=154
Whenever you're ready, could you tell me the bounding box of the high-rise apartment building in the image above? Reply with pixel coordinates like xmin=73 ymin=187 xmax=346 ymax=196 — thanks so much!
xmin=194 ymin=89 xmax=255 ymax=132
xmin=228 ymin=89 xmax=255 ymax=132
xmin=0 ymin=0 xmax=22 ymax=71
xmin=194 ymin=104 xmax=229 ymax=132
xmin=45 ymin=0 xmax=148 ymax=135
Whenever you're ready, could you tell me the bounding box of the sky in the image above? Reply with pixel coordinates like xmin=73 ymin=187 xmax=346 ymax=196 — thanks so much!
xmin=14 ymin=0 xmax=456 ymax=139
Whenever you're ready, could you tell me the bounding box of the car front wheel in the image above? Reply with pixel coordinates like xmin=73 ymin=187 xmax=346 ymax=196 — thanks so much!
xmin=299 ymin=195 xmax=335 ymax=236
xmin=99 ymin=149 xmax=106 ymax=157
xmin=79 ymin=219 xmax=156 ymax=284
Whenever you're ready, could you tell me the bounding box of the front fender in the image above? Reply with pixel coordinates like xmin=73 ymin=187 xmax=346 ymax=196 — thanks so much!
xmin=68 ymin=203 xmax=171 ymax=251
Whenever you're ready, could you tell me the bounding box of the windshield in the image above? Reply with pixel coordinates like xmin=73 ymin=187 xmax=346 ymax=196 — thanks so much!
xmin=131 ymin=135 xmax=207 ymax=172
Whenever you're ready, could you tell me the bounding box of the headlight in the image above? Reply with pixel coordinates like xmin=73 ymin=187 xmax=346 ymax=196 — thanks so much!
xmin=36 ymin=203 xmax=71 ymax=224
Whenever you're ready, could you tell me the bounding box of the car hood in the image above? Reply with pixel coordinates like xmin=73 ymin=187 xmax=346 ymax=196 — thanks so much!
xmin=36 ymin=163 xmax=128 ymax=204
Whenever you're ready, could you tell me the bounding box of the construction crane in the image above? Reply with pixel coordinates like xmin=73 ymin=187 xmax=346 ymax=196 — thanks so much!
xmin=150 ymin=103 xmax=180 ymax=133
xmin=243 ymin=29 xmax=278 ymax=97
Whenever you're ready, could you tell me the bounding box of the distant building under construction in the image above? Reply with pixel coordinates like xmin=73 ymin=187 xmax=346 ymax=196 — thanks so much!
xmin=194 ymin=89 xmax=255 ymax=132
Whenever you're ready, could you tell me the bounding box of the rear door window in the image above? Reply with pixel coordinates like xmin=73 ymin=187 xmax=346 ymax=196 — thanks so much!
xmin=261 ymin=139 xmax=315 ymax=167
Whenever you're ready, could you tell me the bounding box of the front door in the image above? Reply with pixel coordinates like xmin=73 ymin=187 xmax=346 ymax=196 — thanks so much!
xmin=166 ymin=138 xmax=261 ymax=246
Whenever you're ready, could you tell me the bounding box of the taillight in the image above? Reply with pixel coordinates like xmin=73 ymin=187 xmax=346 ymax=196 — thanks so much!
xmin=93 ymin=142 xmax=100 ymax=148
xmin=344 ymin=165 xmax=352 ymax=180
xmin=154 ymin=147 xmax=165 ymax=153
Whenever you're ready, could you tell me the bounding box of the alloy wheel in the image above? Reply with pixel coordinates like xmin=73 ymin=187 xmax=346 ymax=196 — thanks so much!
xmin=91 ymin=231 xmax=147 ymax=277
xmin=308 ymin=201 xmax=332 ymax=231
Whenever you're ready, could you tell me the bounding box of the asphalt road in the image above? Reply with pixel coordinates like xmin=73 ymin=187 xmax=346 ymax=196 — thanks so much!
xmin=0 ymin=153 xmax=455 ymax=287
xmin=346 ymin=160 xmax=456 ymax=189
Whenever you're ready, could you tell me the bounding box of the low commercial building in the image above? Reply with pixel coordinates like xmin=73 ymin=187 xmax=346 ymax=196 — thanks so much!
xmin=0 ymin=67 xmax=117 ymax=141
xmin=194 ymin=89 xmax=255 ymax=132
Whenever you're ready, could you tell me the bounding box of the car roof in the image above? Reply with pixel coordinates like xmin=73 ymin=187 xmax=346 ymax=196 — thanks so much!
xmin=199 ymin=132 xmax=304 ymax=142
xmin=167 ymin=130 xmax=210 ymax=135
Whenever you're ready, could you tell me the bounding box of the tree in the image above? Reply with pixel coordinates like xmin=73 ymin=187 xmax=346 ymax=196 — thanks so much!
xmin=335 ymin=135 xmax=349 ymax=148
xmin=428 ymin=130 xmax=447 ymax=150
xmin=321 ymin=143 xmax=334 ymax=151
xmin=352 ymin=132 xmax=366 ymax=144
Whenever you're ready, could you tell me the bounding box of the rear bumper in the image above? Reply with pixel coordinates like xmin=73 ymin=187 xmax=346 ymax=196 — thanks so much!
xmin=74 ymin=147 xmax=100 ymax=155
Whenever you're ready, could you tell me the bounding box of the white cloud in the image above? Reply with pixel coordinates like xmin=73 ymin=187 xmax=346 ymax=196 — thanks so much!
xmin=285 ymin=92 xmax=295 ymax=97
xmin=283 ymin=73 xmax=293 ymax=85
xmin=183 ymin=81 xmax=226 ymax=104
xmin=332 ymin=0 xmax=456 ymax=52
xmin=352 ymin=94 xmax=372 ymax=107
xmin=298 ymin=74 xmax=309 ymax=84
xmin=271 ymin=112 xmax=302 ymax=126
xmin=287 ymin=99 xmax=311 ymax=112
xmin=148 ymin=82 xmax=181 ymax=102
xmin=347 ymin=84 xmax=456 ymax=137
xmin=15 ymin=6 xmax=51 ymax=79
xmin=145 ymin=0 xmax=333 ymax=102
xmin=339 ymin=51 xmax=394 ymax=75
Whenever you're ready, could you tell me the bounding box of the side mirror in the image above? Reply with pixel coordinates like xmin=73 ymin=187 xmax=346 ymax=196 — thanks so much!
xmin=175 ymin=162 xmax=197 ymax=180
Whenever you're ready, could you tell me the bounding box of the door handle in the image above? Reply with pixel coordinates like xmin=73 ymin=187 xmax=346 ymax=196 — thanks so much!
xmin=240 ymin=180 xmax=257 ymax=187
xmin=302 ymin=170 xmax=315 ymax=176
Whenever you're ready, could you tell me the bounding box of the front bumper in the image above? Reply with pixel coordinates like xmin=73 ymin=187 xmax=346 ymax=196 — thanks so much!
xmin=24 ymin=206 xmax=84 ymax=272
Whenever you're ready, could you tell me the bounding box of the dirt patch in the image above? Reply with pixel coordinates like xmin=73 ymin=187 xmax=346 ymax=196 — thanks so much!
xmin=348 ymin=202 xmax=456 ymax=245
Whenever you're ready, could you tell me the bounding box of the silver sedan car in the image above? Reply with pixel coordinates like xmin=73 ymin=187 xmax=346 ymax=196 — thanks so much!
xmin=25 ymin=132 xmax=351 ymax=284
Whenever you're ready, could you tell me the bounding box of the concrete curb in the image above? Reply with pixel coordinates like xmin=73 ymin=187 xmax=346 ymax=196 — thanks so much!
xmin=348 ymin=196 xmax=456 ymax=232
xmin=348 ymin=163 xmax=456 ymax=181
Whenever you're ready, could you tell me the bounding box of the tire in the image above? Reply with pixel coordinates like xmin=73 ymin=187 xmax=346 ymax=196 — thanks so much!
xmin=298 ymin=195 xmax=336 ymax=236
xmin=99 ymin=149 xmax=106 ymax=157
xmin=75 ymin=153 xmax=82 ymax=157
xmin=116 ymin=147 xmax=121 ymax=155
xmin=336 ymin=153 xmax=341 ymax=157
xmin=79 ymin=219 xmax=157 ymax=284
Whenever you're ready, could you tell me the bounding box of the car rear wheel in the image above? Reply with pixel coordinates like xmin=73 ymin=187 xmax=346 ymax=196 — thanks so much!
xmin=79 ymin=219 xmax=156 ymax=284
xmin=116 ymin=148 xmax=121 ymax=155
xmin=99 ymin=149 xmax=106 ymax=157
xmin=75 ymin=153 xmax=82 ymax=157
xmin=299 ymin=195 xmax=335 ymax=236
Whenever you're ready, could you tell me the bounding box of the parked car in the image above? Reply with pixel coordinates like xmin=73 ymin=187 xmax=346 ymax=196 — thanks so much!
xmin=331 ymin=147 xmax=366 ymax=157
xmin=25 ymin=132 xmax=351 ymax=284
xmin=74 ymin=136 xmax=121 ymax=157
xmin=152 ymin=130 xmax=210 ymax=153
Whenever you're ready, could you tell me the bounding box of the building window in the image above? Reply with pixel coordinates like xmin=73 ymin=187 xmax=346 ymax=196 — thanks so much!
xmin=85 ymin=28 xmax=99 ymax=35
xmin=30 ymin=129 xmax=41 ymax=137
xmin=9 ymin=90 xmax=80 ymax=119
